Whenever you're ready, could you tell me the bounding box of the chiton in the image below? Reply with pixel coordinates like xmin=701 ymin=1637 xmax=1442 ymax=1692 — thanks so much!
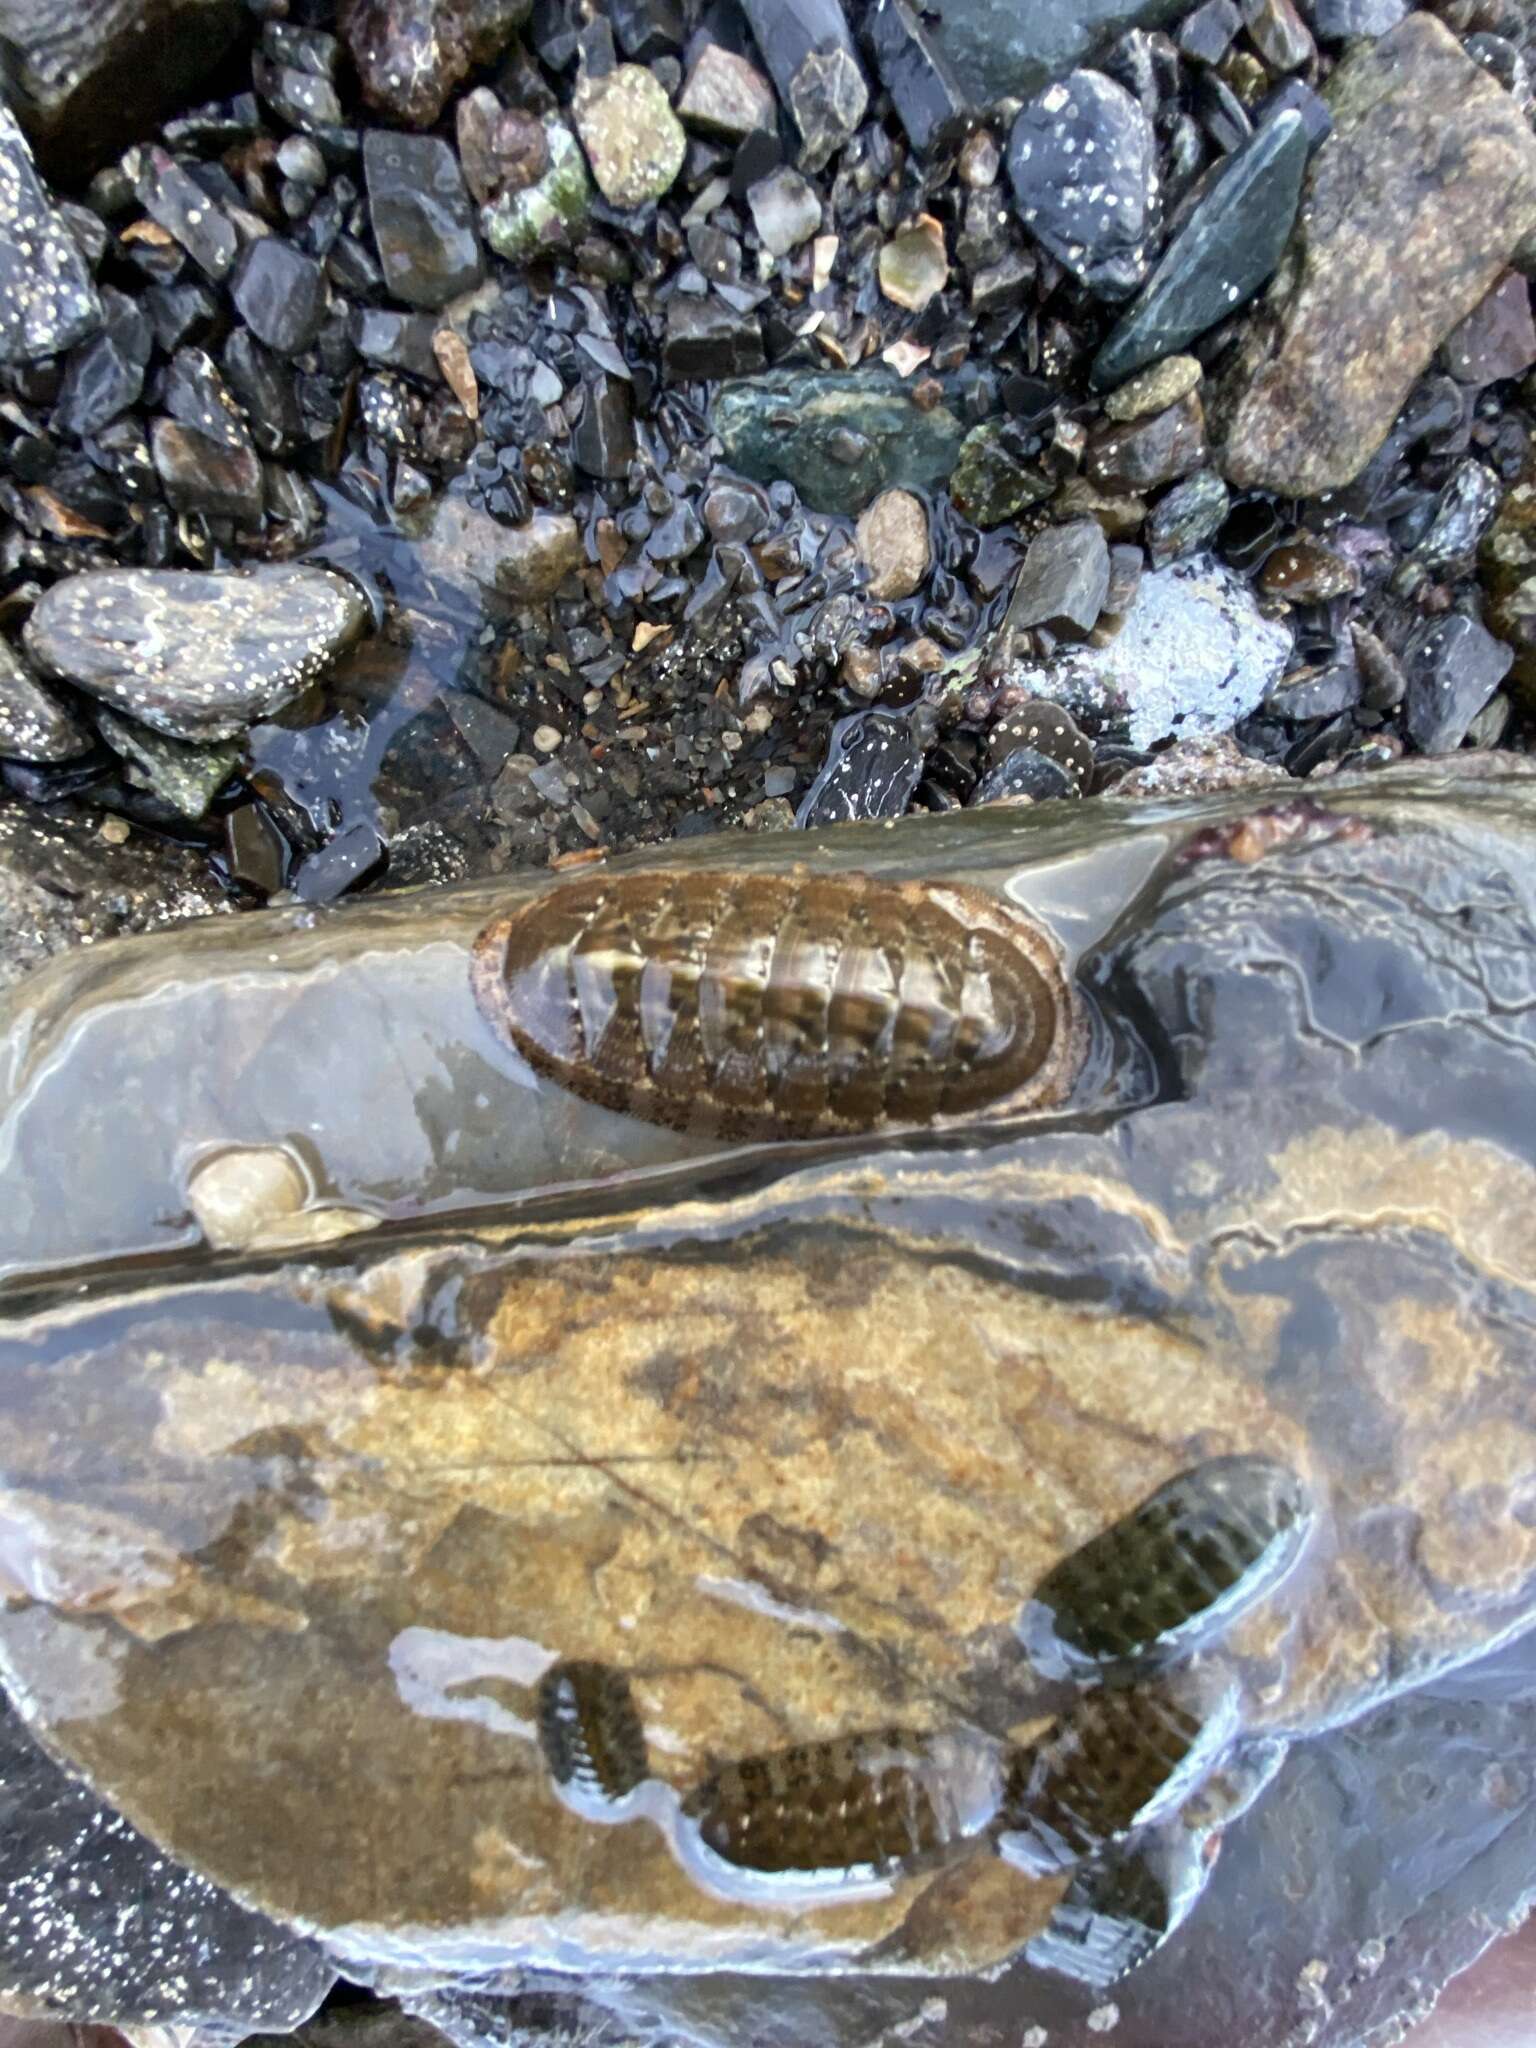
xmin=537 ymin=1660 xmax=651 ymax=1808
xmin=471 ymin=869 xmax=1080 ymax=1141
xmin=1017 ymin=1455 xmax=1314 ymax=1678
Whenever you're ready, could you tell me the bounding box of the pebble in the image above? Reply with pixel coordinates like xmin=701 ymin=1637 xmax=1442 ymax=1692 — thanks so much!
xmin=738 ymin=0 xmax=867 ymax=172
xmin=1219 ymin=18 xmax=1536 ymax=495
xmin=1087 ymin=392 xmax=1206 ymax=493
xmin=1012 ymin=552 xmax=1293 ymax=747
xmin=419 ymin=494 xmax=584 ymax=601
xmin=854 ymin=488 xmax=931 ymax=600
xmin=878 ymin=214 xmax=949 ymax=311
xmin=1307 ymin=0 xmax=1404 ymax=36
xmin=866 ymin=0 xmax=969 ymax=156
xmin=364 ymin=129 xmax=484 ymax=307
xmin=0 ymin=106 xmax=101 ymax=361
xmin=572 ymin=63 xmax=686 ymax=209
xmin=1005 ymin=519 xmax=1111 ymax=640
xmin=151 ymin=417 xmax=265 ymax=526
xmin=126 ymin=144 xmax=237 ymax=280
xmin=1092 ymin=109 xmax=1309 ymax=390
xmin=1413 ymin=460 xmax=1502 ymax=576
xmin=340 ymin=0 xmax=532 ymax=129
xmin=972 ymin=746 xmax=1076 ymax=804
xmin=1007 ymin=70 xmax=1157 ymax=300
xmin=24 ymin=565 xmax=368 ymax=742
xmin=1242 ymin=0 xmax=1314 ymax=73
xmin=949 ymin=419 xmax=1053 ymax=527
xmin=1103 ymin=355 xmax=1202 ymax=424
xmin=664 ymin=297 xmax=766 ymax=380
xmin=0 ymin=638 xmax=89 ymax=763
xmin=795 ymin=707 xmax=923 ymax=826
xmin=54 ymin=331 xmax=144 ymax=438
xmin=921 ymin=0 xmax=1186 ymax=105
xmin=1257 ymin=537 xmax=1360 ymax=602
xmin=748 ymin=166 xmax=822 ymax=257
xmin=187 ymin=1144 xmax=309 ymax=1251
xmin=1402 ymin=613 xmax=1514 ymax=754
xmin=231 ymin=237 xmax=328 ymax=356
xmin=1146 ymin=470 xmax=1230 ymax=566
xmin=677 ymin=44 xmax=776 ymax=140
xmin=1442 ymin=272 xmax=1536 ymax=387
xmin=481 ymin=117 xmax=592 ymax=260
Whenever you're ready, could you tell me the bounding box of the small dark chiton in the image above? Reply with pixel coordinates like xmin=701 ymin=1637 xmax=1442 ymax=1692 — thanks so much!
xmin=997 ymin=1678 xmax=1234 ymax=1876
xmin=1017 ymin=1455 xmax=1314 ymax=1678
xmin=537 ymin=1660 xmax=650 ymax=1807
xmin=679 ymin=1728 xmax=999 ymax=1884
xmin=471 ymin=869 xmax=1080 ymax=1141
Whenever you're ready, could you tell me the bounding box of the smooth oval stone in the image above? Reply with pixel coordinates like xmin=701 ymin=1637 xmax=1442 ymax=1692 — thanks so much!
xmin=22 ymin=565 xmax=369 ymax=742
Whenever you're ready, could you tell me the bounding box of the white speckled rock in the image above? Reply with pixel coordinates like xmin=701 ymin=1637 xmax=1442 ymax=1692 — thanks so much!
xmin=0 ymin=638 xmax=89 ymax=762
xmin=23 ymin=566 xmax=369 ymax=743
xmin=0 ymin=105 xmax=102 ymax=362
xmin=1009 ymin=553 xmax=1293 ymax=748
xmin=1007 ymin=70 xmax=1157 ymax=301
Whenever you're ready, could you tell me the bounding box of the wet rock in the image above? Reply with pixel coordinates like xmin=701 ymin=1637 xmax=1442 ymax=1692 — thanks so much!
xmin=795 ymin=707 xmax=923 ymax=824
xmin=878 ymin=214 xmax=949 ymax=311
xmin=1442 ymin=271 xmax=1536 ymax=387
xmin=1007 ymin=70 xmax=1157 ymax=300
xmin=151 ymin=418 xmax=264 ymax=527
xmin=126 ymin=144 xmax=238 ymax=280
xmin=54 ymin=332 xmax=144 ymax=438
xmin=866 ymin=0 xmax=969 ymax=155
xmin=419 ymin=493 xmax=583 ymax=601
xmin=573 ymin=62 xmax=686 ymax=209
xmin=1177 ymin=0 xmax=1240 ymax=65
xmin=1092 ymin=110 xmax=1309 ymax=391
xmin=0 ymin=107 xmax=102 ymax=362
xmin=971 ymin=745 xmax=1077 ymax=803
xmin=664 ymin=296 xmax=766 ymax=380
xmin=24 ymin=566 xmax=368 ymax=743
xmin=608 ymin=0 xmax=683 ymax=62
xmin=458 ymin=90 xmax=546 ymax=204
xmin=1264 ymin=662 xmax=1360 ymax=720
xmin=1145 ymin=469 xmax=1229 ymax=567
xmin=1402 ymin=613 xmax=1514 ymax=755
xmin=354 ymin=308 xmax=441 ymax=380
xmin=293 ymin=819 xmax=388 ymax=904
xmin=1009 ymin=551 xmax=1292 ymax=745
xmin=738 ymin=0 xmax=867 ymax=170
xmin=1413 ymin=460 xmax=1502 ymax=578
xmin=1306 ymin=0 xmax=1404 ymax=37
xmin=678 ymin=43 xmax=776 ymax=140
xmin=1005 ymin=519 xmax=1110 ymax=640
xmin=713 ymin=367 xmax=966 ymax=514
xmin=1219 ymin=18 xmax=1536 ymax=496
xmin=481 ymin=118 xmax=592 ymax=260
xmin=0 ymin=0 xmax=240 ymax=173
xmin=231 ymin=238 xmax=328 ymax=357
xmin=920 ymin=0 xmax=1186 ymax=108
xmin=854 ymin=488 xmax=931 ymax=600
xmin=1243 ymin=0 xmax=1313 ymax=71
xmin=571 ymin=375 xmax=636 ymax=479
xmin=1256 ymin=535 xmax=1358 ymax=602
xmin=95 ymin=709 xmax=241 ymax=821
xmin=0 ymin=639 xmax=89 ymax=763
xmin=1087 ymin=393 xmax=1206 ymax=493
xmin=1103 ymin=355 xmax=1202 ymax=424
xmin=747 ymin=166 xmax=821 ymax=257
xmin=364 ymin=130 xmax=484 ymax=308
xmin=341 ymin=0 xmax=532 ymax=129
xmin=950 ymin=419 xmax=1053 ymax=527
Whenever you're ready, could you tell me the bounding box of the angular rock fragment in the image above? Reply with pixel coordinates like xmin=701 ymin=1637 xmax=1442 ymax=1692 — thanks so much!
xmin=126 ymin=144 xmax=238 ymax=280
xmin=866 ymin=0 xmax=969 ymax=155
xmin=1008 ymin=70 xmax=1157 ymax=300
xmin=878 ymin=214 xmax=948 ymax=311
xmin=664 ymin=297 xmax=766 ymax=381
xmin=748 ymin=166 xmax=821 ymax=257
xmin=678 ymin=43 xmax=776 ymax=140
xmin=795 ymin=707 xmax=925 ymax=825
xmin=1401 ymin=613 xmax=1514 ymax=755
xmin=231 ymin=238 xmax=328 ymax=357
xmin=950 ymin=420 xmax=1053 ymax=527
xmin=855 ymin=488 xmax=931 ymax=600
xmin=0 ymin=638 xmax=89 ymax=763
xmin=1092 ymin=109 xmax=1308 ymax=389
xmin=1087 ymin=392 xmax=1206 ymax=493
xmin=340 ymin=0 xmax=532 ymax=129
xmin=920 ymin=0 xmax=1187 ymax=108
xmin=572 ymin=62 xmax=686 ymax=208
xmin=1005 ymin=520 xmax=1110 ymax=641
xmin=738 ymin=0 xmax=868 ymax=170
xmin=364 ymin=130 xmax=484 ymax=308
xmin=1218 ymin=17 xmax=1536 ymax=496
xmin=24 ymin=566 xmax=369 ymax=742
xmin=0 ymin=106 xmax=101 ymax=361
xmin=151 ymin=418 xmax=265 ymax=527
xmin=1146 ymin=469 xmax=1229 ymax=566
xmin=418 ymin=494 xmax=584 ymax=601
xmin=1443 ymin=271 xmax=1536 ymax=388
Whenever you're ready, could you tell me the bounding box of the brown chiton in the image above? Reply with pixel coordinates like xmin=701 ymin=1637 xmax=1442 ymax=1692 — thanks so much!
xmin=537 ymin=1660 xmax=651 ymax=1807
xmin=678 ymin=1728 xmax=1004 ymax=1886
xmin=997 ymin=1678 xmax=1236 ymax=1877
xmin=471 ymin=869 xmax=1080 ymax=1140
xmin=1017 ymin=1455 xmax=1314 ymax=1679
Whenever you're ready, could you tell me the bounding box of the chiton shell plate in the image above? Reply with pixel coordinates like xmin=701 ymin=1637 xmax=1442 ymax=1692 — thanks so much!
xmin=470 ymin=868 xmax=1081 ymax=1140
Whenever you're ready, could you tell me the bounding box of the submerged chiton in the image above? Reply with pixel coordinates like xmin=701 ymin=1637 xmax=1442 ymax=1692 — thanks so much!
xmin=471 ymin=868 xmax=1080 ymax=1140
xmin=1017 ymin=1455 xmax=1315 ymax=1679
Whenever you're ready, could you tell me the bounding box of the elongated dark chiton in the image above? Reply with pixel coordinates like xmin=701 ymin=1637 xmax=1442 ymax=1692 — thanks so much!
xmin=997 ymin=1678 xmax=1234 ymax=1876
xmin=1017 ymin=1455 xmax=1314 ymax=1678
xmin=537 ymin=1660 xmax=651 ymax=1806
xmin=471 ymin=869 xmax=1080 ymax=1140
xmin=679 ymin=1728 xmax=1003 ymax=1884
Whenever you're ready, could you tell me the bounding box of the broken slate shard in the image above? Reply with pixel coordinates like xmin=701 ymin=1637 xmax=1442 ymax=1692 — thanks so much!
xmin=866 ymin=0 xmax=969 ymax=155
xmin=737 ymin=0 xmax=868 ymax=170
xmin=364 ymin=129 xmax=484 ymax=307
xmin=0 ymin=106 xmax=102 ymax=361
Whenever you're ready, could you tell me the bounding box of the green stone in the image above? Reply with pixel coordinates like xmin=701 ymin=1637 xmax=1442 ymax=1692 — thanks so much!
xmin=949 ymin=421 xmax=1053 ymax=528
xmin=710 ymin=368 xmax=969 ymax=516
xmin=482 ymin=119 xmax=592 ymax=263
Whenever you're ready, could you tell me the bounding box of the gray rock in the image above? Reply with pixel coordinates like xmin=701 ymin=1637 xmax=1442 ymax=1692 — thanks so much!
xmin=1242 ymin=0 xmax=1314 ymax=72
xmin=340 ymin=0 xmax=532 ymax=129
xmin=972 ymin=745 xmax=1078 ymax=804
xmin=0 ymin=638 xmax=89 ymax=762
xmin=1442 ymin=270 xmax=1536 ymax=387
xmin=24 ymin=566 xmax=368 ymax=743
xmin=1219 ymin=17 xmax=1536 ymax=496
xmin=95 ymin=709 xmax=242 ymax=820
xmin=1008 ymin=551 xmax=1293 ymax=746
xmin=364 ymin=130 xmax=483 ymax=308
xmin=664 ymin=297 xmax=766 ymax=380
xmin=747 ymin=165 xmax=822 ymax=256
xmin=738 ymin=0 xmax=867 ymax=170
xmin=1414 ymin=460 xmax=1503 ymax=577
xmin=920 ymin=0 xmax=1186 ymax=108
xmin=1005 ymin=519 xmax=1110 ymax=640
xmin=795 ymin=707 xmax=924 ymax=825
xmin=418 ymin=495 xmax=584 ymax=601
xmin=231 ymin=237 xmax=328 ymax=356
xmin=1305 ymin=0 xmax=1404 ymax=38
xmin=0 ymin=106 xmax=101 ymax=362
xmin=150 ymin=417 xmax=264 ymax=527
xmin=481 ymin=117 xmax=592 ymax=261
xmin=949 ymin=419 xmax=1053 ymax=527
xmin=1403 ymin=613 xmax=1514 ymax=754
xmin=1007 ymin=70 xmax=1157 ymax=299
xmin=1145 ymin=468 xmax=1230 ymax=566
xmin=572 ymin=62 xmax=686 ymax=209
xmin=712 ymin=368 xmax=967 ymax=515
xmin=866 ymin=0 xmax=969 ymax=154
xmin=1092 ymin=109 xmax=1309 ymax=390
xmin=677 ymin=43 xmax=776 ymax=139
xmin=1087 ymin=392 xmax=1206 ymax=493
xmin=126 ymin=144 xmax=238 ymax=280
